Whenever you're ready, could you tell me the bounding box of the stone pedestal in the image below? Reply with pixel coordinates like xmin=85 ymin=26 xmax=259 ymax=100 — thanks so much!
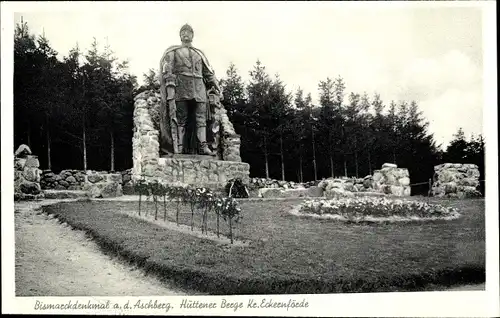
xmin=14 ymin=145 xmax=44 ymax=201
xmin=372 ymin=163 xmax=411 ymax=197
xmin=431 ymin=163 xmax=481 ymax=198
xmin=137 ymin=157 xmax=249 ymax=189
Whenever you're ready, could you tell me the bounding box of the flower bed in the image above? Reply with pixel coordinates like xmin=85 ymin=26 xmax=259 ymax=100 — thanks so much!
xmin=291 ymin=197 xmax=461 ymax=223
xmin=133 ymin=179 xmax=242 ymax=243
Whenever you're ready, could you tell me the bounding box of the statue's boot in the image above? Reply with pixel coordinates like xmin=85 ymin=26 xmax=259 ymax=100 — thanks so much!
xmin=197 ymin=127 xmax=214 ymax=156
xmin=177 ymin=126 xmax=185 ymax=154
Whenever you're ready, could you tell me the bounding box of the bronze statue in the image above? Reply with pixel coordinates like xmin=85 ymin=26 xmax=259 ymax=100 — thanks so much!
xmin=159 ymin=24 xmax=222 ymax=156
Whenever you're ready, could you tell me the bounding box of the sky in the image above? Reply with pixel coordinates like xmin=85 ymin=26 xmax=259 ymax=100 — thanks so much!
xmin=11 ymin=2 xmax=487 ymax=149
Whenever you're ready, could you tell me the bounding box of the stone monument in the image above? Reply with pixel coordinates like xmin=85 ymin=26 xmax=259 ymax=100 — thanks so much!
xmin=431 ymin=163 xmax=481 ymax=198
xmin=132 ymin=24 xmax=250 ymax=188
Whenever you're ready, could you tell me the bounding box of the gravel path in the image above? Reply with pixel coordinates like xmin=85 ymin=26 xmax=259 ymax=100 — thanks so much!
xmin=14 ymin=200 xmax=186 ymax=297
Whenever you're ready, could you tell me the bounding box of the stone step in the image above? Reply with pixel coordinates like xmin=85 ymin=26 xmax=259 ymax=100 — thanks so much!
xmin=43 ymin=190 xmax=88 ymax=200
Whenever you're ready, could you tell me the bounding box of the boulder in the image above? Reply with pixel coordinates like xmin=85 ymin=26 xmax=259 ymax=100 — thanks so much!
xmin=66 ymin=176 xmax=77 ymax=184
xmin=85 ymin=182 xmax=122 ymax=198
xmin=20 ymin=182 xmax=41 ymax=195
xmin=390 ymin=185 xmax=405 ymax=197
xmin=325 ymin=188 xmax=355 ymax=198
xmin=382 ymin=163 xmax=397 ymax=169
xmin=25 ymin=155 xmax=40 ymax=168
xmin=14 ymin=158 xmax=26 ymax=171
xmin=22 ymin=169 xmax=39 ymax=182
xmin=399 ymin=177 xmax=410 ymax=186
xmin=14 ymin=144 xmax=32 ymax=158
xmin=87 ymin=173 xmax=104 ymax=183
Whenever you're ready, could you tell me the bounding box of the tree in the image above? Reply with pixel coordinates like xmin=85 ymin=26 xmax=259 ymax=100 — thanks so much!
xmin=292 ymin=88 xmax=309 ymax=182
xmin=220 ymin=62 xmax=246 ymax=111
xmin=14 ymin=17 xmax=38 ymax=149
xmin=445 ymin=128 xmax=468 ymax=162
xmin=386 ymin=100 xmax=398 ymax=164
xmin=333 ymin=77 xmax=348 ymax=177
xmin=220 ymin=62 xmax=247 ymax=145
xmin=267 ymin=74 xmax=293 ymax=181
xmin=35 ymin=32 xmax=63 ymax=170
xmin=367 ymin=92 xmax=385 ymax=174
xmin=317 ymin=77 xmax=336 ymax=178
xmin=137 ymin=68 xmax=160 ymax=93
xmin=246 ymin=60 xmax=273 ymax=178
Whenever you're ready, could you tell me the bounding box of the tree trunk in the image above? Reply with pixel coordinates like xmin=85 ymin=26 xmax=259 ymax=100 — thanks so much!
xmin=299 ymin=154 xmax=303 ymax=183
xmin=110 ymin=129 xmax=115 ymax=172
xmin=263 ymin=134 xmax=269 ymax=179
xmin=329 ymin=152 xmax=334 ymax=178
xmin=229 ymin=217 xmax=233 ymax=244
xmin=354 ymin=151 xmax=359 ymax=178
xmin=82 ymin=116 xmax=87 ymax=171
xmin=368 ymin=152 xmax=372 ymax=175
xmin=392 ymin=148 xmax=396 ymax=164
xmin=82 ymin=75 xmax=87 ymax=172
xmin=280 ymin=134 xmax=285 ymax=181
xmin=311 ymin=126 xmax=317 ymax=181
xmin=27 ymin=119 xmax=31 ymax=149
xmin=46 ymin=115 xmax=52 ymax=170
xmin=344 ymin=156 xmax=348 ymax=177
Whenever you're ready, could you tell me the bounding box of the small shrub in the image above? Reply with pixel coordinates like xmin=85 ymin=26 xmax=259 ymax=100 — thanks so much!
xmin=225 ymin=178 xmax=249 ymax=198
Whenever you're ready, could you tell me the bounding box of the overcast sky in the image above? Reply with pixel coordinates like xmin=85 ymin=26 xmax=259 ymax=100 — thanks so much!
xmin=12 ymin=2 xmax=486 ymax=149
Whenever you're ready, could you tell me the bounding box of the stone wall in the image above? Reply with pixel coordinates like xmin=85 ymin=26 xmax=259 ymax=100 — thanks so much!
xmin=14 ymin=145 xmax=43 ymax=201
xmin=140 ymin=157 xmax=250 ymax=189
xmin=249 ymin=177 xmax=317 ymax=190
xmin=431 ymin=163 xmax=481 ymax=198
xmin=318 ymin=176 xmax=375 ymax=198
xmin=132 ymin=90 xmax=250 ymax=187
xmin=40 ymin=169 xmax=124 ymax=198
xmin=41 ymin=170 xmax=86 ymax=190
xmin=372 ymin=163 xmax=411 ymax=196
xmin=83 ymin=170 xmax=123 ymax=198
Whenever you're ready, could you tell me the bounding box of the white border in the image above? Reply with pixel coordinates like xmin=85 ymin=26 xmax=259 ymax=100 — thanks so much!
xmin=1 ymin=1 xmax=498 ymax=316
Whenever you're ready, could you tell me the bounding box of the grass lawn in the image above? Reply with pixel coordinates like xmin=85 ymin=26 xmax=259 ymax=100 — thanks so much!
xmin=43 ymin=197 xmax=485 ymax=294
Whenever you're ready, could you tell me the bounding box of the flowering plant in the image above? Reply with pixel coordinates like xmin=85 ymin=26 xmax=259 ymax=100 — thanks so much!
xmin=132 ymin=178 xmax=242 ymax=243
xmin=293 ymin=197 xmax=460 ymax=223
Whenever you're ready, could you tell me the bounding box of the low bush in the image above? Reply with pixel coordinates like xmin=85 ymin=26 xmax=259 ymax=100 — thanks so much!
xmin=224 ymin=178 xmax=249 ymax=198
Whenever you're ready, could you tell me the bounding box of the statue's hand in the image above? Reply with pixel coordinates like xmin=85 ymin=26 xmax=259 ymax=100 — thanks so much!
xmin=166 ymin=86 xmax=175 ymax=100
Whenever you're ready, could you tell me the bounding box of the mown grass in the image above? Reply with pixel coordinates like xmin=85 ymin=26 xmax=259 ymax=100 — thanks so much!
xmin=44 ymin=197 xmax=485 ymax=294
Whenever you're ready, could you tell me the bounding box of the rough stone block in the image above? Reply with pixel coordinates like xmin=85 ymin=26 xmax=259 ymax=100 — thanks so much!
xmin=23 ymin=168 xmax=38 ymax=182
xmin=25 ymin=155 xmax=40 ymax=168
xmin=20 ymin=181 xmax=41 ymax=195
xmin=15 ymin=144 xmax=32 ymax=158
xmin=66 ymin=176 xmax=77 ymax=184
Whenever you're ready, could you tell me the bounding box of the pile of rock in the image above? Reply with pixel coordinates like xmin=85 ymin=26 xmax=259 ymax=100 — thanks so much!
xmin=318 ymin=177 xmax=374 ymax=198
xmin=132 ymin=90 xmax=162 ymax=179
xmin=249 ymin=178 xmax=313 ymax=190
xmin=431 ymin=163 xmax=481 ymax=198
xmin=372 ymin=163 xmax=411 ymax=197
xmin=221 ymin=133 xmax=243 ymax=162
xmin=14 ymin=145 xmax=43 ymax=201
xmin=83 ymin=170 xmax=123 ymax=198
xmin=41 ymin=170 xmax=86 ymax=190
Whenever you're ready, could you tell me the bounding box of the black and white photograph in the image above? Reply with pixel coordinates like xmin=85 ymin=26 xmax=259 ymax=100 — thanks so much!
xmin=1 ymin=1 xmax=498 ymax=316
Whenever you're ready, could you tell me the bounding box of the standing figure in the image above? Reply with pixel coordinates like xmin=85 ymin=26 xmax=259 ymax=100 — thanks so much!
xmin=159 ymin=24 xmax=221 ymax=156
